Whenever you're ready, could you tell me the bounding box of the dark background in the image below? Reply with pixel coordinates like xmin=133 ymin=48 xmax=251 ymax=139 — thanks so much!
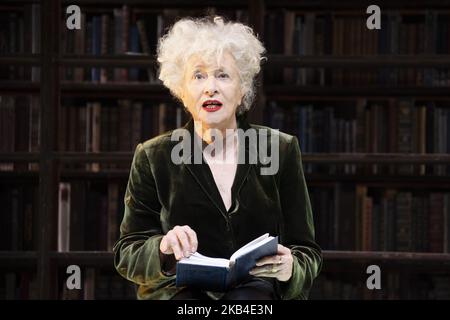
xmin=0 ymin=0 xmax=449 ymax=299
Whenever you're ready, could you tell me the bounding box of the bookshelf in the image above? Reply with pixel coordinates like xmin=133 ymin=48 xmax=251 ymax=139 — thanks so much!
xmin=1 ymin=0 xmax=450 ymax=299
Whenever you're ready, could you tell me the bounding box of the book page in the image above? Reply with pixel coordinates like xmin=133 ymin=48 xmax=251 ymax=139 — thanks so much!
xmin=178 ymin=252 xmax=230 ymax=268
xmin=230 ymin=233 xmax=273 ymax=262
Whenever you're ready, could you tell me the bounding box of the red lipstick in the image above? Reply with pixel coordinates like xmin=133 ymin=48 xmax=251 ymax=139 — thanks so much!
xmin=202 ymin=100 xmax=223 ymax=112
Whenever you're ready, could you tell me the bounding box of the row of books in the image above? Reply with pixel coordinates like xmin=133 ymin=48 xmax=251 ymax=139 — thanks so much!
xmin=0 ymin=272 xmax=38 ymax=300
xmin=0 ymin=4 xmax=248 ymax=82
xmin=2 ymin=96 xmax=450 ymax=176
xmin=267 ymin=12 xmax=450 ymax=56
xmin=0 ymin=269 xmax=136 ymax=300
xmin=6 ymin=5 xmax=450 ymax=87
xmin=264 ymin=66 xmax=450 ymax=87
xmin=59 ymin=100 xmax=185 ymax=155
xmin=0 ymin=185 xmax=37 ymax=251
xmin=4 ymin=179 xmax=450 ymax=254
xmin=0 ymin=181 xmax=122 ymax=252
xmin=4 ymin=96 xmax=449 ymax=159
xmin=57 ymin=181 xmax=127 ymax=252
xmin=311 ymin=185 xmax=450 ymax=253
xmin=3 ymin=268 xmax=449 ymax=300
xmin=0 ymin=97 xmax=190 ymax=171
xmin=60 ymin=6 xmax=248 ymax=83
xmin=267 ymin=99 xmax=450 ymax=175
xmin=60 ymin=268 xmax=136 ymax=300
xmin=309 ymin=273 xmax=450 ymax=300
xmin=0 ymin=5 xmax=40 ymax=81
xmin=264 ymin=11 xmax=450 ymax=86
xmin=0 ymin=96 xmax=40 ymax=171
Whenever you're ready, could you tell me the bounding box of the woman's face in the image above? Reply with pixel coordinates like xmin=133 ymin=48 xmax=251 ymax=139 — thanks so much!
xmin=180 ymin=51 xmax=244 ymax=130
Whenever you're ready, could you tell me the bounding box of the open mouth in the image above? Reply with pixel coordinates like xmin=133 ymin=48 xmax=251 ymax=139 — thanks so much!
xmin=202 ymin=100 xmax=223 ymax=112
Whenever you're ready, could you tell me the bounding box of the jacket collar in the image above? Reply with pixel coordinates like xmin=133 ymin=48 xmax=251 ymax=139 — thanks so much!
xmin=181 ymin=114 xmax=253 ymax=217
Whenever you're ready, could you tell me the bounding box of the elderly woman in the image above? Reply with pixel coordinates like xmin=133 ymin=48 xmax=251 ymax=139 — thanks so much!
xmin=114 ymin=16 xmax=322 ymax=300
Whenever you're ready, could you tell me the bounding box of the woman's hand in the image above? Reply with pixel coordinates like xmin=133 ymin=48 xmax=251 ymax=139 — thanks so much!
xmin=249 ymin=244 xmax=294 ymax=282
xmin=160 ymin=225 xmax=198 ymax=260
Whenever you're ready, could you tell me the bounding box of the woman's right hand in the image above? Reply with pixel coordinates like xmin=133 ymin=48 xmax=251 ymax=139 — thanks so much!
xmin=159 ymin=225 xmax=198 ymax=260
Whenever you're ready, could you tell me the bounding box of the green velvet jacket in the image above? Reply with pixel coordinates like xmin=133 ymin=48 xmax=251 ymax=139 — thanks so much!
xmin=113 ymin=115 xmax=322 ymax=300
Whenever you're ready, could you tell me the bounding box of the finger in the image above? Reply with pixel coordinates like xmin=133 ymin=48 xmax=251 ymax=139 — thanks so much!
xmin=255 ymin=255 xmax=283 ymax=266
xmin=160 ymin=232 xmax=176 ymax=255
xmin=277 ymin=244 xmax=291 ymax=255
xmin=159 ymin=236 xmax=168 ymax=254
xmin=167 ymin=233 xmax=183 ymax=260
xmin=250 ymin=263 xmax=283 ymax=275
xmin=182 ymin=226 xmax=198 ymax=253
xmin=173 ymin=226 xmax=191 ymax=257
xmin=250 ymin=272 xmax=278 ymax=278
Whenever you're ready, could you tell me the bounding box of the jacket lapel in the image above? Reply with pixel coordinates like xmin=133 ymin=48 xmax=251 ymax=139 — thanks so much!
xmin=182 ymin=119 xmax=229 ymax=216
xmin=229 ymin=117 xmax=254 ymax=215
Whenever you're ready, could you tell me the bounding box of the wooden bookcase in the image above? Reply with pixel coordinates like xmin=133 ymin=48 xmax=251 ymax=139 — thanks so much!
xmin=1 ymin=0 xmax=450 ymax=299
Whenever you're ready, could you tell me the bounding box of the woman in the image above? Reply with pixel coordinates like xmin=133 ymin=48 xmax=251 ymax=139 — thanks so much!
xmin=114 ymin=16 xmax=322 ymax=300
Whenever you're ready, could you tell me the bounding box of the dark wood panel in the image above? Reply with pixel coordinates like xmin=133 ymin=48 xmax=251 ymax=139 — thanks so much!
xmin=53 ymin=152 xmax=450 ymax=164
xmin=0 ymin=55 xmax=41 ymax=65
xmin=265 ymin=86 xmax=450 ymax=97
xmin=49 ymin=250 xmax=450 ymax=268
xmin=61 ymin=0 xmax=246 ymax=7
xmin=61 ymin=54 xmax=155 ymax=67
xmin=267 ymin=55 xmax=450 ymax=67
xmin=51 ymin=251 xmax=114 ymax=267
xmin=0 ymin=82 xmax=40 ymax=95
xmin=0 ymin=251 xmax=37 ymax=269
xmin=265 ymin=0 xmax=450 ymax=9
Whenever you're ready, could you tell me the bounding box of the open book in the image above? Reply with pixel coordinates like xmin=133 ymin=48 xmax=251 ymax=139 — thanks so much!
xmin=175 ymin=233 xmax=278 ymax=292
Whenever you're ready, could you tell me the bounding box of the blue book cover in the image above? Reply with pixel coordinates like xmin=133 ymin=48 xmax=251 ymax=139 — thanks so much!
xmin=175 ymin=234 xmax=278 ymax=292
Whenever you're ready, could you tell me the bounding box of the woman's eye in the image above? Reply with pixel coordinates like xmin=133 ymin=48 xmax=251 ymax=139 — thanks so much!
xmin=218 ymin=73 xmax=229 ymax=79
xmin=194 ymin=73 xmax=204 ymax=80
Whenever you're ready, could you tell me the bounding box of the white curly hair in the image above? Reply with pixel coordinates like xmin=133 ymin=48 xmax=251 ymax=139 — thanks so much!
xmin=156 ymin=16 xmax=266 ymax=115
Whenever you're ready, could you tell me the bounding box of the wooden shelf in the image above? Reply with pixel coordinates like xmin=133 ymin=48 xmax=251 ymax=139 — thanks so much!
xmin=57 ymin=152 xmax=133 ymax=162
xmin=0 ymin=81 xmax=40 ymax=95
xmin=60 ymin=170 xmax=130 ymax=180
xmin=61 ymin=54 xmax=155 ymax=67
xmin=45 ymin=250 xmax=450 ymax=269
xmin=2 ymin=170 xmax=448 ymax=187
xmin=1 ymin=152 xmax=449 ymax=164
xmin=61 ymin=82 xmax=169 ymax=98
xmin=323 ymin=251 xmax=450 ymax=262
xmin=303 ymin=153 xmax=450 ymax=164
xmin=307 ymin=175 xmax=450 ymax=188
xmin=57 ymin=171 xmax=450 ymax=183
xmin=0 ymin=169 xmax=442 ymax=188
xmin=3 ymin=83 xmax=450 ymax=99
xmin=321 ymin=251 xmax=450 ymax=273
xmin=265 ymin=86 xmax=450 ymax=97
xmin=0 ymin=251 xmax=37 ymax=268
xmin=265 ymin=0 xmax=450 ymax=10
xmin=61 ymin=0 xmax=247 ymax=7
xmin=0 ymin=171 xmax=39 ymax=183
xmin=50 ymin=251 xmax=114 ymax=267
xmin=2 ymin=0 xmax=40 ymax=4
xmin=0 ymin=54 xmax=41 ymax=65
xmin=60 ymin=54 xmax=450 ymax=67
xmin=52 ymin=152 xmax=450 ymax=164
xmin=0 ymin=153 xmax=40 ymax=162
xmin=267 ymin=54 xmax=450 ymax=67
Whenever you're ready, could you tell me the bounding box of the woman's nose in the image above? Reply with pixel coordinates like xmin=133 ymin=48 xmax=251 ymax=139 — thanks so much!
xmin=204 ymin=77 xmax=218 ymax=96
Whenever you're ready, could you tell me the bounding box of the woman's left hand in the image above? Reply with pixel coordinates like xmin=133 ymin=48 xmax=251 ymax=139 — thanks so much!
xmin=249 ymin=244 xmax=294 ymax=282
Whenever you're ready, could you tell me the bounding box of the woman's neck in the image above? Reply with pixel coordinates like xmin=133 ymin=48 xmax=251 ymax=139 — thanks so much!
xmin=193 ymin=119 xmax=237 ymax=145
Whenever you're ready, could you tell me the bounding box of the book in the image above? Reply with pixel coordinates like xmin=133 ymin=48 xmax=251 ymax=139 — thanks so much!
xmin=175 ymin=233 xmax=278 ymax=292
